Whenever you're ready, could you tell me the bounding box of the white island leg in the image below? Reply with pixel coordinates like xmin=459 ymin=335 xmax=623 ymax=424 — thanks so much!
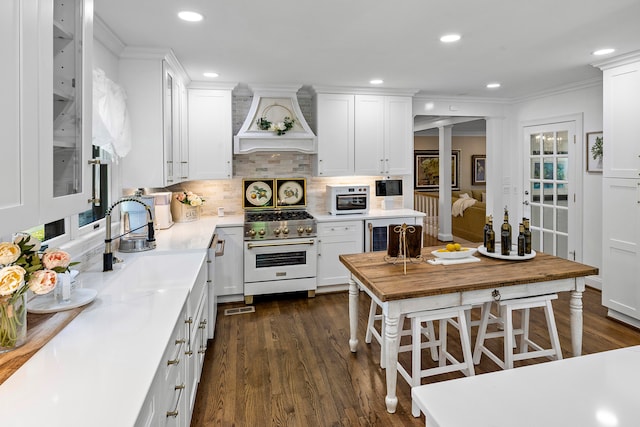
xmin=569 ymin=289 xmax=583 ymax=357
xmin=384 ymin=312 xmax=401 ymax=413
xmin=349 ymin=279 xmax=359 ymax=353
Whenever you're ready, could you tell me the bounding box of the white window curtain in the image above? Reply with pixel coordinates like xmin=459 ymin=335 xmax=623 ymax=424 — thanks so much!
xmin=92 ymin=68 xmax=132 ymax=161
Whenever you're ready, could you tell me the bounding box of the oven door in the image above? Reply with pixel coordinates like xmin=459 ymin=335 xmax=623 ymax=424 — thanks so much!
xmin=332 ymin=194 xmax=368 ymax=214
xmin=244 ymin=237 xmax=317 ymax=283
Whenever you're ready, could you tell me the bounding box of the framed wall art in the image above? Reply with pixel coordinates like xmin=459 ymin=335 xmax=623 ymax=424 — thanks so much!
xmin=414 ymin=150 xmax=460 ymax=191
xmin=586 ymin=131 xmax=603 ymax=173
xmin=471 ymin=155 xmax=486 ymax=185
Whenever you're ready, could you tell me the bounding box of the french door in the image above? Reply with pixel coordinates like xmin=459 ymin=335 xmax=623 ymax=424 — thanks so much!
xmin=523 ymin=121 xmax=580 ymax=260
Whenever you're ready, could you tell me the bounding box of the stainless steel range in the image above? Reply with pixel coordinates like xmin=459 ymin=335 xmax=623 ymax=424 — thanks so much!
xmin=243 ymin=209 xmax=318 ymax=304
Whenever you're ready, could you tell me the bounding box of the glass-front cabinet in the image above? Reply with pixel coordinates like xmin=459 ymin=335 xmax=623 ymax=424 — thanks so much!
xmin=40 ymin=0 xmax=93 ymax=224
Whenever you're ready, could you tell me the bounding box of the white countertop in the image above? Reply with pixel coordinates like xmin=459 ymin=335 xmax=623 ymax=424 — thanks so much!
xmin=412 ymin=345 xmax=640 ymax=427
xmin=0 ymin=216 xmax=234 ymax=427
xmin=313 ymin=208 xmax=425 ymax=222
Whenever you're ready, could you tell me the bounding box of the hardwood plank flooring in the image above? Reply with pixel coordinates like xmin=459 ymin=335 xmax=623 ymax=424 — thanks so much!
xmin=192 ymin=286 xmax=640 ymax=427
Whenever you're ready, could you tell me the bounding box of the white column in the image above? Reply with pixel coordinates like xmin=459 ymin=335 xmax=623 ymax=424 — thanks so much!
xmin=438 ymin=125 xmax=453 ymax=241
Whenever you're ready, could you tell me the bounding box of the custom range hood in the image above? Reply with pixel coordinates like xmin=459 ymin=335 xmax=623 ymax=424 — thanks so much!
xmin=234 ymin=85 xmax=317 ymax=154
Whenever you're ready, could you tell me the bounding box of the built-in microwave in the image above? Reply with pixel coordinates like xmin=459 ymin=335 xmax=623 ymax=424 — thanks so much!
xmin=326 ymin=185 xmax=369 ymax=215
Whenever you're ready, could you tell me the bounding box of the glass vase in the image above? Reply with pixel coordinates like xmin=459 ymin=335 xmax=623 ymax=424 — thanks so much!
xmin=0 ymin=293 xmax=27 ymax=353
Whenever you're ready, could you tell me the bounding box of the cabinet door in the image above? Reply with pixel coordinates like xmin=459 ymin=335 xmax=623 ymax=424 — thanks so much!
xmin=316 ymin=93 xmax=355 ymax=176
xmin=354 ymin=95 xmax=385 ymax=175
xmin=187 ymin=89 xmax=233 ymax=180
xmin=317 ymin=221 xmax=364 ymax=286
xmin=602 ymin=178 xmax=640 ymax=318
xmin=163 ymin=61 xmax=178 ymax=186
xmin=384 ymin=96 xmax=413 ymax=175
xmin=0 ymin=0 xmax=39 ymax=236
xmin=215 ymin=227 xmax=244 ymax=296
xmin=603 ymin=62 xmax=640 ymax=178
xmin=39 ymin=0 xmax=93 ymax=224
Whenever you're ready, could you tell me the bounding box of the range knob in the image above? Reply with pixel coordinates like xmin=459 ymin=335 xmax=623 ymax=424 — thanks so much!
xmin=248 ymin=229 xmax=256 ymax=237
xmin=297 ymin=226 xmax=304 ymax=235
xmin=305 ymin=226 xmax=313 ymax=233
xmin=282 ymin=228 xmax=289 ymax=235
xmin=274 ymin=228 xmax=281 ymax=236
xmin=258 ymin=229 xmax=265 ymax=236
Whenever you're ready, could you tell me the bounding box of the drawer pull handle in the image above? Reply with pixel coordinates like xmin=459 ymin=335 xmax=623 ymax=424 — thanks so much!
xmin=175 ymin=339 xmax=186 ymax=345
xmin=166 ymin=382 xmax=185 ymax=418
xmin=198 ymin=348 xmax=207 ymax=354
xmin=185 ymin=350 xmax=193 ymax=356
xmin=167 ymin=358 xmax=180 ymax=366
xmin=185 ymin=317 xmax=193 ymax=325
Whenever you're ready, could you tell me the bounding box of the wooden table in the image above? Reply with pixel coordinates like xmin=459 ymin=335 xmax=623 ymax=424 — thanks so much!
xmin=339 ymin=247 xmax=598 ymax=413
xmin=412 ymin=345 xmax=640 ymax=426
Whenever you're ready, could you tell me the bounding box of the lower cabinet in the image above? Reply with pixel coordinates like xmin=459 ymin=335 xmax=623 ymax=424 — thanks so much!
xmin=317 ymin=220 xmax=364 ymax=287
xmin=135 ymin=257 xmax=208 ymax=427
xmin=215 ymin=226 xmax=244 ymax=297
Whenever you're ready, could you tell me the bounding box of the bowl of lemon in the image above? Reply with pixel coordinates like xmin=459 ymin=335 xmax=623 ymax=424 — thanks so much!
xmin=431 ymin=243 xmax=477 ymax=260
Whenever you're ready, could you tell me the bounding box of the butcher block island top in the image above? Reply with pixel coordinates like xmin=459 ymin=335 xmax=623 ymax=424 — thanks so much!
xmin=339 ymin=246 xmax=599 ymax=302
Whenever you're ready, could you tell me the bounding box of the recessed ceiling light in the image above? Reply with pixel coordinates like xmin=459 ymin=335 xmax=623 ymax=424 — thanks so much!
xmin=203 ymin=72 xmax=219 ymax=78
xmin=370 ymin=79 xmax=384 ymax=85
xmin=440 ymin=34 xmax=461 ymax=43
xmin=486 ymin=83 xmax=501 ymax=89
xmin=592 ymin=48 xmax=615 ymax=56
xmin=178 ymin=11 xmax=203 ymax=22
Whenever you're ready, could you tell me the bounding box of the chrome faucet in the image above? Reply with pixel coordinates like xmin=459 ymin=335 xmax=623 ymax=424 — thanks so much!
xmin=103 ymin=198 xmax=156 ymax=271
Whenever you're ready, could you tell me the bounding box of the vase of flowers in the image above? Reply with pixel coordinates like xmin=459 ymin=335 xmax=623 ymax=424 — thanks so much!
xmin=0 ymin=233 xmax=75 ymax=352
xmin=171 ymin=191 xmax=205 ymax=223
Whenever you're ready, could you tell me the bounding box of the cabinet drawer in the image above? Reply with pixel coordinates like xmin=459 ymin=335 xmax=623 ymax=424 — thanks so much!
xmin=318 ymin=221 xmax=362 ymax=237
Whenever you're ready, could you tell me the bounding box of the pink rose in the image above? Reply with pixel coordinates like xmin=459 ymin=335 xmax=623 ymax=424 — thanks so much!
xmin=28 ymin=270 xmax=57 ymax=295
xmin=42 ymin=250 xmax=72 ymax=270
xmin=0 ymin=265 xmax=26 ymax=296
xmin=176 ymin=192 xmax=186 ymax=202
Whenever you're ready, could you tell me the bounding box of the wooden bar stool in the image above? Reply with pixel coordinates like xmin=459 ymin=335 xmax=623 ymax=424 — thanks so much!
xmin=365 ymin=299 xmax=437 ymax=369
xmin=397 ymin=304 xmax=475 ymax=417
xmin=473 ymin=293 xmax=563 ymax=370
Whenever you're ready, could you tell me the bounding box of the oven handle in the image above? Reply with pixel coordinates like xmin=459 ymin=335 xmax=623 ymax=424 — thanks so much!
xmin=247 ymin=239 xmax=315 ymax=249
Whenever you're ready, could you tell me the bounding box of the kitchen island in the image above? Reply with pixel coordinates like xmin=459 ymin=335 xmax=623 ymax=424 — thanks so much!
xmin=340 ymin=247 xmax=598 ymax=414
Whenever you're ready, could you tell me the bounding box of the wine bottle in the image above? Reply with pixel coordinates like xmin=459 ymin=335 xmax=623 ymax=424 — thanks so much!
xmin=501 ymin=207 xmax=512 ymax=256
xmin=483 ymin=216 xmax=491 ymax=248
xmin=523 ymin=218 xmax=532 ymax=254
xmin=517 ymin=223 xmax=526 ymax=256
xmin=486 ymin=217 xmax=495 ymax=253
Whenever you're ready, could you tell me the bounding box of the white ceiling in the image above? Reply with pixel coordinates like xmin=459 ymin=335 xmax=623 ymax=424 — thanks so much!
xmin=95 ymin=0 xmax=640 ymax=100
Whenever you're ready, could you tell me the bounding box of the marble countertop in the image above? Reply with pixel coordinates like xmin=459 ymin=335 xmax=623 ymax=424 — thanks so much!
xmin=0 ymin=216 xmax=239 ymax=427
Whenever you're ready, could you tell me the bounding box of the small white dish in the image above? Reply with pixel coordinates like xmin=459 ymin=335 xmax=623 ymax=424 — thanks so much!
xmin=431 ymin=247 xmax=477 ymax=260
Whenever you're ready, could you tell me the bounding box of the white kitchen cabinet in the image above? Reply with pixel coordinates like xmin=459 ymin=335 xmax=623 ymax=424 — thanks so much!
xmin=187 ymin=86 xmax=234 ymax=180
xmin=135 ymin=300 xmax=189 ymax=427
xmin=0 ymin=0 xmax=39 ymax=236
xmin=600 ymin=58 xmax=640 ymax=179
xmin=354 ymin=95 xmax=413 ymax=176
xmin=317 ymin=220 xmax=364 ymax=287
xmin=215 ymin=226 xmax=245 ymax=297
xmin=119 ymin=49 xmax=189 ymax=188
xmin=38 ymin=0 xmax=94 ymax=224
xmin=602 ymin=178 xmax=640 ymax=321
xmin=315 ymin=93 xmax=355 ymax=176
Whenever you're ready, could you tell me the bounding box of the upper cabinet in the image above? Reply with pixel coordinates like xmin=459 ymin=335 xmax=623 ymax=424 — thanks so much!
xmin=119 ymin=49 xmax=189 ymax=188
xmin=0 ymin=0 xmax=39 ymax=236
xmin=39 ymin=0 xmax=94 ymax=224
xmin=314 ymin=89 xmax=414 ymax=177
xmin=315 ymin=93 xmax=355 ymax=176
xmin=187 ymin=85 xmax=235 ymax=180
xmin=597 ymin=54 xmax=640 ymax=179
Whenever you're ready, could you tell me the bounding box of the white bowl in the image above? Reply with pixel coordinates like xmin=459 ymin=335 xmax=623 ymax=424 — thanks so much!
xmin=431 ymin=247 xmax=478 ymax=259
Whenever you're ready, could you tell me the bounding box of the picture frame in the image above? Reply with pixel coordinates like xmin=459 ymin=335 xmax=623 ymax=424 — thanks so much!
xmin=414 ymin=150 xmax=460 ymax=191
xmin=471 ymin=155 xmax=486 ymax=185
xmin=586 ymin=131 xmax=603 ymax=173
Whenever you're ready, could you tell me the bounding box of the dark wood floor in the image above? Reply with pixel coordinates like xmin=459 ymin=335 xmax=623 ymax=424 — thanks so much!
xmin=191 ymin=285 xmax=640 ymax=427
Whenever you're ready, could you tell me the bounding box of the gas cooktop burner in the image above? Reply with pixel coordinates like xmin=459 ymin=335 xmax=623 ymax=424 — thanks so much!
xmin=245 ymin=210 xmax=314 ymax=222
xmin=244 ymin=209 xmax=316 ymax=240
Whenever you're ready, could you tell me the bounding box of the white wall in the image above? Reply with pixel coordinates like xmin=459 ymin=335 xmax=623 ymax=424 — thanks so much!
xmin=508 ymin=82 xmax=603 ymax=288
